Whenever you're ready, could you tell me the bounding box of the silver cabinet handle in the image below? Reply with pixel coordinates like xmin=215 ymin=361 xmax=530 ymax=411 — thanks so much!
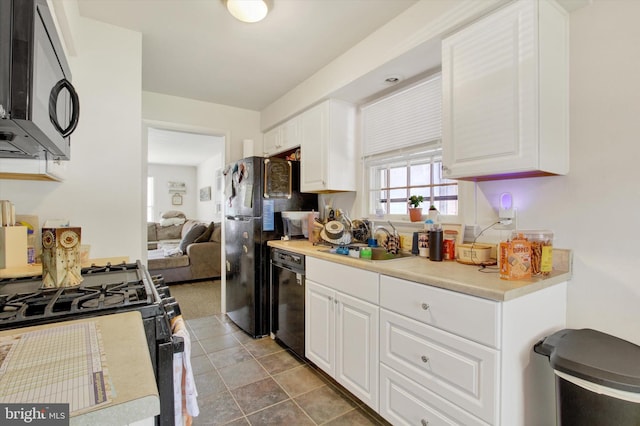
xmin=226 ymin=261 xmax=231 ymax=272
xmin=243 ymin=245 xmax=248 ymax=254
xmin=334 ymin=298 xmax=338 ymax=305
xmin=421 ymin=419 xmax=429 ymax=426
xmin=421 ymin=303 xmax=430 ymax=311
xmin=421 ymin=355 xmax=429 ymax=363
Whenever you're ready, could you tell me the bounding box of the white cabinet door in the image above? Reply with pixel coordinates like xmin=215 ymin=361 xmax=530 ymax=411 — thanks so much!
xmin=300 ymin=102 xmax=326 ymax=191
xmin=300 ymin=99 xmax=356 ymax=192
xmin=380 ymin=275 xmax=500 ymax=348
xmin=380 ymin=364 xmax=490 ymax=426
xmin=380 ymin=309 xmax=498 ymax=423
xmin=263 ymin=116 xmax=300 ymax=156
xmin=305 ymin=280 xmax=335 ymax=375
xmin=305 ymin=278 xmax=379 ymax=411
xmin=335 ymin=291 xmax=379 ymax=410
xmin=263 ymin=127 xmax=280 ymax=156
xmin=441 ymin=0 xmax=568 ymax=180
xmin=279 ymin=116 xmax=300 ymax=153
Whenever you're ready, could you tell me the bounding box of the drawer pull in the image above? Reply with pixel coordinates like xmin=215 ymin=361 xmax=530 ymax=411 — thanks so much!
xmin=421 ymin=303 xmax=430 ymax=311
xmin=421 ymin=355 xmax=429 ymax=363
xmin=421 ymin=419 xmax=429 ymax=426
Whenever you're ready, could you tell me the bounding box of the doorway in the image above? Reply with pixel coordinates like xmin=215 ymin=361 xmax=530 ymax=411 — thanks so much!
xmin=143 ymin=121 xmax=227 ymax=315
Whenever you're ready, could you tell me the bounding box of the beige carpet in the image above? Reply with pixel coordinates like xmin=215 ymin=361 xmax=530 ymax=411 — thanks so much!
xmin=168 ymin=279 xmax=221 ymax=320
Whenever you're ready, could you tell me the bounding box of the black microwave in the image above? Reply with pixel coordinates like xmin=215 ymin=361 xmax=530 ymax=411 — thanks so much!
xmin=0 ymin=0 xmax=79 ymax=160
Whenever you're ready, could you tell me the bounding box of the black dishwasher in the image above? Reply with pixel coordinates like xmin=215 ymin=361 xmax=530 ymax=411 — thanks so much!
xmin=271 ymin=248 xmax=305 ymax=359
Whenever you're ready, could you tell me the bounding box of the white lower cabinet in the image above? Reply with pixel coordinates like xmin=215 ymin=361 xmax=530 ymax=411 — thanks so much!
xmin=380 ymin=308 xmax=497 ymax=423
xmin=305 ymin=258 xmax=567 ymax=425
xmin=305 ymin=258 xmax=379 ymax=410
xmin=306 ymin=280 xmax=379 ymax=410
xmin=379 ymin=274 xmax=567 ymax=426
xmin=380 ymin=364 xmax=490 ymax=426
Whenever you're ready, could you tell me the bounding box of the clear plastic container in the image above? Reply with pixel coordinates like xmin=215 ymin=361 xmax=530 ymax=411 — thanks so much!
xmin=282 ymin=211 xmax=313 ymax=238
xmin=511 ymin=230 xmax=553 ymax=276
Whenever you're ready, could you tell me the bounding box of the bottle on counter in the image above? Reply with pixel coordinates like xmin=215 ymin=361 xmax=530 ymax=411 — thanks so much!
xmin=27 ymin=229 xmax=35 ymax=264
xmin=428 ymin=224 xmax=443 ymax=261
xmin=443 ymin=229 xmax=457 ymax=261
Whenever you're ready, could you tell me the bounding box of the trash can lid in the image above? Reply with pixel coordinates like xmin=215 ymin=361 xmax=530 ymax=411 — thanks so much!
xmin=534 ymin=328 xmax=640 ymax=393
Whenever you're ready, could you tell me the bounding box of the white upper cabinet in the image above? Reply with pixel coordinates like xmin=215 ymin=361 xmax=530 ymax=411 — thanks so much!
xmin=441 ymin=0 xmax=568 ymax=180
xmin=300 ymin=99 xmax=356 ymax=193
xmin=263 ymin=127 xmax=280 ymax=156
xmin=263 ymin=116 xmax=300 ymax=157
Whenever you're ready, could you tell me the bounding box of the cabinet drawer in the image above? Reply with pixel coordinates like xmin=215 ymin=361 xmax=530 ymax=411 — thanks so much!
xmin=380 ymin=275 xmax=500 ymax=348
xmin=380 ymin=364 xmax=490 ymax=426
xmin=307 ymin=258 xmax=378 ymax=304
xmin=380 ymin=309 xmax=498 ymax=423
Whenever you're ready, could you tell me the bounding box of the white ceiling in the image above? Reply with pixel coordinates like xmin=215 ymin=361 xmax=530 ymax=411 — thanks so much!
xmin=77 ymin=0 xmax=418 ymax=111
xmin=147 ymin=128 xmax=224 ymax=166
xmin=77 ymin=0 xmax=418 ymax=166
xmin=78 ymin=0 xmax=586 ymax=165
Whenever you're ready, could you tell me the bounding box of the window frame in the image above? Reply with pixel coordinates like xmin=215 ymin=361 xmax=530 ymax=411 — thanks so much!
xmin=364 ymin=146 xmax=458 ymax=218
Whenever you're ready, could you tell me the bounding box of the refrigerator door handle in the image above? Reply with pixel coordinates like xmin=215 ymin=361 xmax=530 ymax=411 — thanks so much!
xmin=226 ymin=215 xmax=253 ymax=221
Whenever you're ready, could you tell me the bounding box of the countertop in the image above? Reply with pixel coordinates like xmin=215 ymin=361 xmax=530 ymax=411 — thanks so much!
xmin=268 ymin=240 xmax=572 ymax=302
xmin=0 ymin=311 xmax=160 ymax=425
xmin=0 ymin=256 xmax=130 ymax=279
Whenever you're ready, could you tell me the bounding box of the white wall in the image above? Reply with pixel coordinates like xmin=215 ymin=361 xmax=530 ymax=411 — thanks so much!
xmin=142 ymin=92 xmax=262 ymax=164
xmin=464 ymin=0 xmax=640 ymax=345
xmin=148 ymin=164 xmax=197 ymax=221
xmin=270 ymin=0 xmax=640 ymax=346
xmin=197 ymin=153 xmax=223 ymax=223
xmin=0 ymin=6 xmax=143 ymax=261
xmin=261 ymin=0 xmax=502 ymax=130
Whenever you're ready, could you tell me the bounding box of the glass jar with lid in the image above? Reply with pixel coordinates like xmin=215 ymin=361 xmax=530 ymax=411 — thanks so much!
xmin=510 ymin=230 xmax=553 ymax=276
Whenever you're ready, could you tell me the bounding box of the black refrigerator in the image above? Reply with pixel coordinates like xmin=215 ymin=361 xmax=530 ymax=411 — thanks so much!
xmin=224 ymin=156 xmax=317 ymax=337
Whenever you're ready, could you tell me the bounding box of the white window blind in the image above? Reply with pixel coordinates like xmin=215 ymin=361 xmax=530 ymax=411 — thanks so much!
xmin=362 ymin=73 xmax=442 ymax=157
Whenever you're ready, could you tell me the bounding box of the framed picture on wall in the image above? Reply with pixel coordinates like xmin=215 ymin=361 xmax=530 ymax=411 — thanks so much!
xmin=172 ymin=193 xmax=183 ymax=206
xmin=200 ymin=186 xmax=211 ymax=201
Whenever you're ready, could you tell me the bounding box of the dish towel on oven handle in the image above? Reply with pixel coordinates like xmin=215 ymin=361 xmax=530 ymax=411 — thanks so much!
xmin=172 ymin=316 xmax=199 ymax=425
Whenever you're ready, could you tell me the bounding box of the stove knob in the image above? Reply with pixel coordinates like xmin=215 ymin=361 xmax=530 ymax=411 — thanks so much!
xmin=156 ymin=286 xmax=171 ymax=298
xmin=161 ymin=296 xmax=176 ymax=306
xmin=151 ymin=274 xmax=165 ymax=286
xmin=165 ymin=301 xmax=182 ymax=320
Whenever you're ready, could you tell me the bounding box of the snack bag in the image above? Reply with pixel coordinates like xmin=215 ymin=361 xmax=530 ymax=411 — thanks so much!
xmin=499 ymin=236 xmax=532 ymax=280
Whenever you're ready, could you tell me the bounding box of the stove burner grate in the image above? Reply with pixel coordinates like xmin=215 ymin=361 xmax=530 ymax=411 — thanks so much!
xmin=0 ymin=279 xmax=152 ymax=324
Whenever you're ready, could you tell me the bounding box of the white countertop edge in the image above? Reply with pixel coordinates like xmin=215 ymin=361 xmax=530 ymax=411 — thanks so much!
xmin=268 ymin=240 xmax=572 ymax=302
xmin=70 ymin=394 xmax=160 ymax=426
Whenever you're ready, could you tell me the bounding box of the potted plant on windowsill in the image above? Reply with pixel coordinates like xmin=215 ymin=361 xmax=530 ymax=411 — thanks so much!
xmin=408 ymin=195 xmax=424 ymax=222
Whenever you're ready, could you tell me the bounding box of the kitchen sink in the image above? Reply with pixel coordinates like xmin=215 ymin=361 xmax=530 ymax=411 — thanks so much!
xmin=318 ymin=247 xmax=414 ymax=262
xmin=370 ymin=249 xmax=414 ymax=261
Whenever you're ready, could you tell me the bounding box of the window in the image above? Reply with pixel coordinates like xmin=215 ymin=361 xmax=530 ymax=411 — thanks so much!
xmin=361 ymin=73 xmax=457 ymax=217
xmin=147 ymin=176 xmax=154 ymax=222
xmin=366 ymin=148 xmax=458 ymax=216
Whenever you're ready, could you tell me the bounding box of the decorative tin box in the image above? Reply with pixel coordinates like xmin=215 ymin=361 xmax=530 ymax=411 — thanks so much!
xmin=41 ymin=227 xmax=83 ymax=287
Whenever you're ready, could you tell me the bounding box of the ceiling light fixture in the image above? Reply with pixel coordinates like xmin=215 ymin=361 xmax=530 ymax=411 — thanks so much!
xmin=226 ymin=0 xmax=271 ymax=23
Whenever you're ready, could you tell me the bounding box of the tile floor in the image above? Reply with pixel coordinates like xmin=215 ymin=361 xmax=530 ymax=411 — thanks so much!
xmin=185 ymin=314 xmax=391 ymax=425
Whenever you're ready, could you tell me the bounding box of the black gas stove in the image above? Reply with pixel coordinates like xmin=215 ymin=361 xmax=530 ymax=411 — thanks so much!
xmin=0 ymin=261 xmax=180 ymax=426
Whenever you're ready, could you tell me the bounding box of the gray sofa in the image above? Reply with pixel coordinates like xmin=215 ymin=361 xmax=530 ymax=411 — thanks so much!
xmin=147 ymin=219 xmax=222 ymax=284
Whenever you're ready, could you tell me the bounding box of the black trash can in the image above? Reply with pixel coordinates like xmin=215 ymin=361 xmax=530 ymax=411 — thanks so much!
xmin=534 ymin=329 xmax=640 ymax=425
